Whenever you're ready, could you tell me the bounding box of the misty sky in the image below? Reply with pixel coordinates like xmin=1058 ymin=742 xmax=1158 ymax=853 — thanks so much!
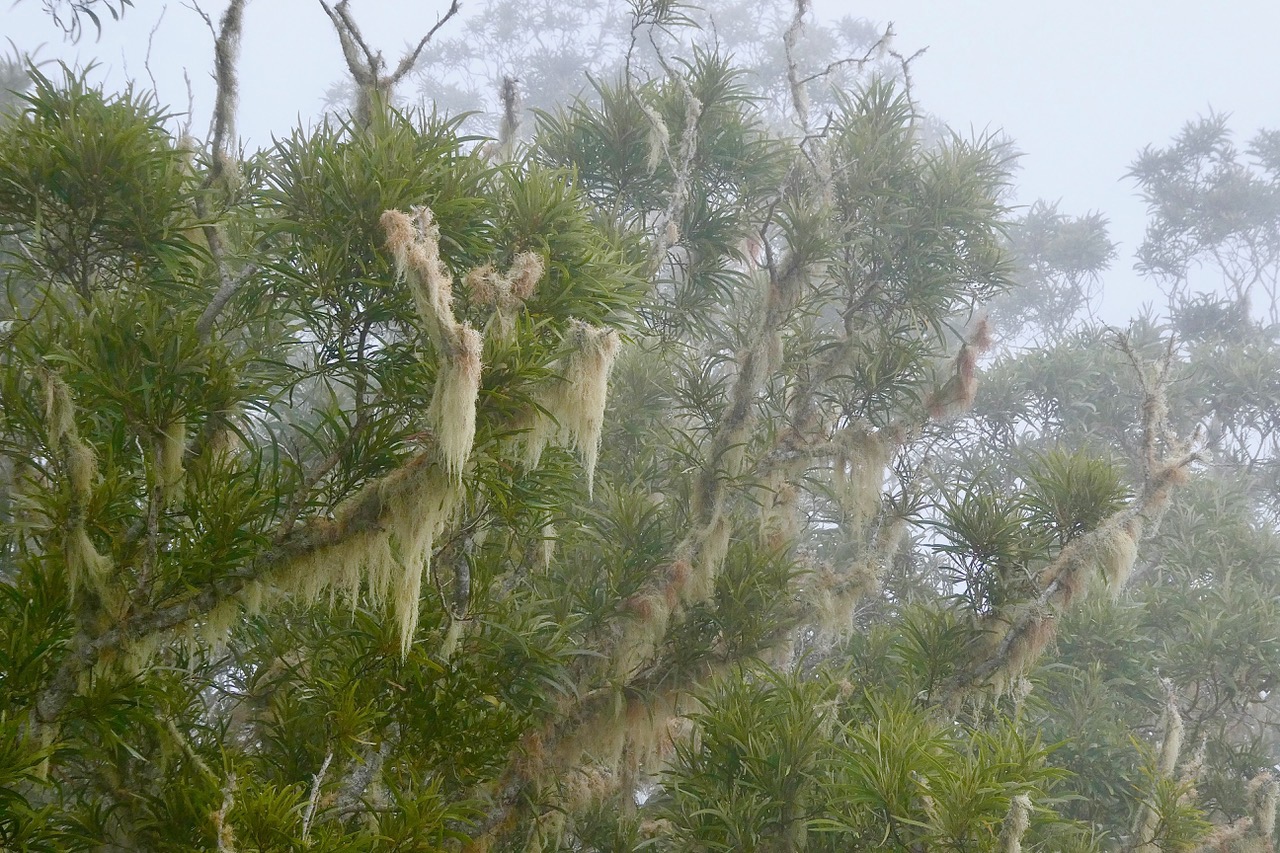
xmin=8 ymin=0 xmax=1280 ymax=321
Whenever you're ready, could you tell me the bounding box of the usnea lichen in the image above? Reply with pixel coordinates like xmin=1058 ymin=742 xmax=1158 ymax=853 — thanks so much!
xmin=158 ymin=420 xmax=187 ymax=496
xmin=524 ymin=320 xmax=621 ymax=496
xmin=831 ymin=428 xmax=892 ymax=531
xmin=255 ymin=208 xmax=487 ymax=655
xmin=465 ymin=250 xmax=544 ymax=338
xmin=40 ymin=369 xmax=112 ymax=605
xmin=998 ymin=793 xmax=1032 ymax=853
xmin=381 ymin=207 xmax=485 ymax=483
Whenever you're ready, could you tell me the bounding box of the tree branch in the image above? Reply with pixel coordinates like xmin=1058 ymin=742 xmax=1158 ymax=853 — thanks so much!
xmin=319 ymin=0 xmax=462 ymax=125
xmin=35 ymin=450 xmax=442 ymax=724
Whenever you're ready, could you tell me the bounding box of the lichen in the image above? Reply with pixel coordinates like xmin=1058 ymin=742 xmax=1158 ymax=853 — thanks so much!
xmin=524 ymin=320 xmax=621 ymax=496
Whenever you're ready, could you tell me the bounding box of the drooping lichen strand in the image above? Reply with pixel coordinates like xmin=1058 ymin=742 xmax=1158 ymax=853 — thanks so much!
xmin=39 ymin=369 xmax=112 ymax=604
xmin=998 ymin=794 xmax=1032 ymax=853
xmin=64 ymin=525 xmax=111 ymax=605
xmin=41 ymin=369 xmax=76 ymax=446
xmin=641 ymin=101 xmax=669 ymax=176
xmin=238 ymin=207 xmax=483 ymax=655
xmin=831 ymin=429 xmax=892 ymax=531
xmin=467 ymin=252 xmax=544 ymax=307
xmin=429 ymin=324 xmax=483 ymax=481
xmin=1040 ymin=510 xmax=1144 ymax=606
xmin=158 ymin=421 xmax=187 ymax=495
xmin=1134 ymin=682 xmax=1186 ymax=853
xmin=926 ymin=319 xmax=992 ymax=422
xmin=66 ymin=442 xmax=97 ymax=500
xmin=524 ymin=321 xmax=621 ymax=496
xmin=382 ymin=207 xmax=484 ymax=482
xmin=275 ymin=462 xmax=460 ymax=657
xmin=382 ymin=208 xmax=456 ymax=353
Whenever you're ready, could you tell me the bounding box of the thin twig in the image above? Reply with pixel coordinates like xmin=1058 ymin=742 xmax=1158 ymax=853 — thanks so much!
xmin=301 ymin=751 xmax=333 ymax=842
xmin=142 ymin=6 xmax=167 ymax=95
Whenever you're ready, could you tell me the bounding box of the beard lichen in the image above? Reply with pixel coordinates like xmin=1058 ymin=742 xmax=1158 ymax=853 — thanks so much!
xmin=685 ymin=513 xmax=730 ymax=605
xmin=279 ymin=463 xmax=461 ymax=657
xmin=524 ymin=320 xmax=621 ymax=496
xmin=256 ymin=208 xmax=488 ymax=656
xmin=39 ymin=368 xmax=114 ymax=606
xmin=429 ymin=324 xmax=483 ymax=482
xmin=997 ymin=793 xmax=1032 ymax=853
xmin=465 ymin=251 xmax=544 ymax=339
xmin=64 ymin=525 xmax=112 ymax=606
xmin=1041 ymin=511 xmax=1143 ymax=605
xmin=831 ymin=428 xmax=892 ymax=532
xmin=382 ymin=207 xmax=485 ymax=482
xmin=926 ymin=319 xmax=991 ymax=422
xmin=158 ymin=420 xmax=187 ymax=498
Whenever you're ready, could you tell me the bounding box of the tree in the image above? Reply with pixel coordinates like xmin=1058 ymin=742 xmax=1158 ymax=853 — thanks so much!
xmin=2 ymin=2 xmax=1268 ymax=851
xmin=932 ymin=119 xmax=1280 ymax=848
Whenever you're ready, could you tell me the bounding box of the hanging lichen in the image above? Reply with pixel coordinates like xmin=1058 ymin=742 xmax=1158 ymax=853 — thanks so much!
xmin=465 ymin=251 xmax=544 ymax=339
xmin=1157 ymin=681 xmax=1184 ymax=779
xmin=831 ymin=428 xmax=892 ymax=532
xmin=997 ymin=794 xmax=1032 ymax=853
xmin=615 ymin=590 xmax=673 ymax=678
xmin=538 ymin=521 xmax=557 ymax=570
xmin=926 ymin=319 xmax=992 ymax=422
xmin=1099 ymin=514 xmax=1142 ymax=590
xmin=1040 ymin=510 xmax=1143 ymax=606
xmin=248 ymin=208 xmax=485 ymax=655
xmin=524 ymin=320 xmax=621 ymax=496
xmin=63 ymin=526 xmax=112 ymax=606
xmin=812 ymin=561 xmax=874 ymax=640
xmin=641 ymin=101 xmax=669 ymax=176
xmin=1134 ymin=681 xmax=1187 ymax=853
xmin=275 ymin=461 xmax=461 ymax=657
xmin=429 ymin=324 xmax=483 ymax=481
xmin=157 ymin=420 xmax=187 ymax=496
xmin=381 ymin=207 xmax=485 ymax=482
xmin=39 ymin=368 xmax=113 ymax=605
xmin=684 ymin=513 xmax=730 ymax=605
xmin=987 ymin=605 xmax=1056 ymax=698
xmin=758 ymin=469 xmax=799 ymax=550
xmin=41 ymin=368 xmax=76 ymax=443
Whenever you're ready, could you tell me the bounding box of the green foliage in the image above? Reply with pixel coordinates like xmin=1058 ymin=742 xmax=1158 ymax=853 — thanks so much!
xmin=4 ymin=6 xmax=1280 ymax=850
xmin=654 ymin=668 xmax=1073 ymax=852
xmin=0 ymin=65 xmax=200 ymax=298
xmin=0 ymin=62 xmax=637 ymax=849
xmin=24 ymin=0 xmax=135 ymax=42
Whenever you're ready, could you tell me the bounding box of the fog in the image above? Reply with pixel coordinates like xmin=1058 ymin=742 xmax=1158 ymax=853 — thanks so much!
xmin=6 ymin=3 xmax=1280 ymax=847
xmin=9 ymin=1 xmax=1280 ymax=325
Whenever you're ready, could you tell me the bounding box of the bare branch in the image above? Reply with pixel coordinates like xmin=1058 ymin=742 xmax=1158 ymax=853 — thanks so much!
xmin=195 ymin=261 xmax=258 ymax=341
xmin=142 ymin=5 xmax=166 ymax=94
xmin=390 ymin=0 xmax=462 ymax=79
xmin=186 ymin=0 xmax=251 ymax=338
xmin=319 ymin=0 xmax=462 ymax=125
xmin=194 ymin=0 xmax=246 ymax=185
xmin=496 ymin=75 xmax=521 ymax=160
xmin=797 ymin=22 xmax=896 ymax=86
xmin=333 ymin=728 xmax=397 ymax=817
xmin=783 ymin=0 xmax=810 ymax=131
xmin=301 ymin=751 xmax=333 ymax=842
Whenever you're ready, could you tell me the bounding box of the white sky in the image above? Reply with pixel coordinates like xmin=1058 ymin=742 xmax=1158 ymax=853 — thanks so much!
xmin=7 ymin=0 xmax=1280 ymax=321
